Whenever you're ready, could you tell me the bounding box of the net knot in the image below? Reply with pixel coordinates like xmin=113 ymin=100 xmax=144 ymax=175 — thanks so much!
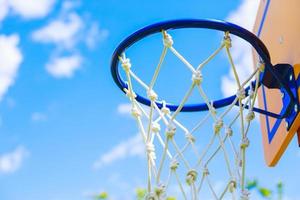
xmin=145 ymin=192 xmax=156 ymax=200
xmin=154 ymin=184 xmax=166 ymax=198
xmin=166 ymin=123 xmax=176 ymax=139
xmin=170 ymin=159 xmax=179 ymax=171
xmin=186 ymin=169 xmax=198 ymax=185
xmin=223 ymin=32 xmax=232 ymax=48
xmin=214 ymin=119 xmax=224 ymax=134
xmin=229 ymin=180 xmax=237 ymax=193
xmin=246 ymin=111 xmax=255 ymax=122
xmin=146 ymin=142 xmax=156 ymax=160
xmin=236 ymin=88 xmax=246 ymax=100
xmin=147 ymin=90 xmax=158 ymax=101
xmin=203 ymin=167 xmax=210 ymax=176
xmin=131 ymin=105 xmax=141 ymax=118
xmin=161 ymin=101 xmax=170 ymax=115
xmin=185 ymin=132 xmax=195 ymax=143
xmin=225 ymin=127 xmax=233 ymax=137
xmin=240 ymin=189 xmax=250 ymax=200
xmin=257 ymin=61 xmax=265 ymax=72
xmin=152 ymin=122 xmax=161 ymax=133
xmin=120 ymin=57 xmax=131 ymax=72
xmin=124 ymin=88 xmax=137 ymax=99
xmin=162 ymin=31 xmax=173 ymax=47
xmin=241 ymin=137 xmax=250 ymax=149
xmin=192 ymin=70 xmax=203 ymax=85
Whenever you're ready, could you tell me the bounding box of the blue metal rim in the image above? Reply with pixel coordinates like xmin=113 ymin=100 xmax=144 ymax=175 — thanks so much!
xmin=110 ymin=19 xmax=295 ymax=118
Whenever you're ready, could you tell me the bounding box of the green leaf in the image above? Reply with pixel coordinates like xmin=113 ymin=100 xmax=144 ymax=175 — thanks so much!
xmin=277 ymin=181 xmax=283 ymax=191
xmin=246 ymin=179 xmax=258 ymax=190
xmin=166 ymin=197 xmax=177 ymax=200
xmin=136 ymin=188 xmax=146 ymax=200
xmin=277 ymin=181 xmax=283 ymax=200
xmin=258 ymin=187 xmax=272 ymax=198
xmin=95 ymin=192 xmax=108 ymax=199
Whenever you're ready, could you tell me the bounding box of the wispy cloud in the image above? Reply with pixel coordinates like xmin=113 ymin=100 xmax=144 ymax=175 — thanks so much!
xmin=0 ymin=146 xmax=29 ymax=174
xmin=0 ymin=0 xmax=55 ymax=22
xmin=117 ymin=103 xmax=132 ymax=115
xmin=82 ymin=173 xmax=137 ymax=200
xmin=0 ymin=34 xmax=22 ymax=102
xmin=85 ymin=23 xmax=109 ymax=50
xmin=221 ymin=0 xmax=260 ymax=97
xmin=117 ymin=103 xmax=154 ymax=119
xmin=32 ymin=12 xmax=82 ymax=49
xmin=6 ymin=97 xmax=16 ymax=108
xmin=93 ymin=134 xmax=144 ymax=170
xmin=31 ymin=112 xmax=47 ymax=122
xmin=46 ymin=54 xmax=82 ymax=78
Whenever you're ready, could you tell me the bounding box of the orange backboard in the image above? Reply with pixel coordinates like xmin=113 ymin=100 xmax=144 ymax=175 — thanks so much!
xmin=253 ymin=0 xmax=300 ymax=166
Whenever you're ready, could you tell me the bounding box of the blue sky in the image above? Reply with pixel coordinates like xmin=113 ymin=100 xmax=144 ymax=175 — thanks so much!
xmin=0 ymin=0 xmax=299 ymax=200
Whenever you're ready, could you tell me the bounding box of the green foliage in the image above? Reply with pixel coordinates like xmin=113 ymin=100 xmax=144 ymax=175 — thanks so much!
xmin=135 ymin=188 xmax=177 ymax=200
xmin=96 ymin=181 xmax=283 ymax=200
xmin=258 ymin=187 xmax=272 ymax=198
xmin=94 ymin=192 xmax=108 ymax=200
xmin=277 ymin=181 xmax=283 ymax=200
xmin=246 ymin=179 xmax=258 ymax=190
xmin=247 ymin=179 xmax=284 ymax=200
xmin=136 ymin=188 xmax=146 ymax=200
xmin=166 ymin=197 xmax=177 ymax=200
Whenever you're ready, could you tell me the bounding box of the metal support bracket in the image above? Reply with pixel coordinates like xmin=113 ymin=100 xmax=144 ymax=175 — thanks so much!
xmin=280 ymin=66 xmax=299 ymax=131
xmin=261 ymin=63 xmax=299 ymax=132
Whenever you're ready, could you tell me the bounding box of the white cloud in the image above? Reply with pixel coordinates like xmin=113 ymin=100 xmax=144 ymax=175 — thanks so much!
xmin=32 ymin=12 xmax=109 ymax=50
xmin=117 ymin=103 xmax=155 ymax=119
xmin=32 ymin=8 xmax=83 ymax=78
xmin=0 ymin=34 xmax=22 ymax=101
xmin=31 ymin=2 xmax=109 ymax=79
xmin=61 ymin=0 xmax=80 ymax=14
xmin=93 ymin=134 xmax=145 ymax=169
xmin=227 ymin=0 xmax=260 ymax=31
xmin=221 ymin=0 xmax=260 ymax=97
xmin=0 ymin=0 xmax=9 ymax=22
xmin=9 ymin=0 xmax=55 ymax=19
xmin=32 ymin=13 xmax=82 ymax=49
xmin=117 ymin=103 xmax=132 ymax=115
xmin=0 ymin=146 xmax=29 ymax=174
xmin=46 ymin=54 xmax=82 ymax=78
xmin=0 ymin=0 xmax=55 ymax=21
xmin=31 ymin=112 xmax=47 ymax=122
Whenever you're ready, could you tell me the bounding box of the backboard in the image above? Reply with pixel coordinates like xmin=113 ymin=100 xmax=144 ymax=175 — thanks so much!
xmin=253 ymin=0 xmax=300 ymax=166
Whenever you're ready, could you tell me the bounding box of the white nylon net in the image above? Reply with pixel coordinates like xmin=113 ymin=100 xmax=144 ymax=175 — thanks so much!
xmin=119 ymin=31 xmax=264 ymax=200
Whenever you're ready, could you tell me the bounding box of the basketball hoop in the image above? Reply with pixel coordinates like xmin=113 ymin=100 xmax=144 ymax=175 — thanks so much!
xmin=110 ymin=19 xmax=300 ymax=199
